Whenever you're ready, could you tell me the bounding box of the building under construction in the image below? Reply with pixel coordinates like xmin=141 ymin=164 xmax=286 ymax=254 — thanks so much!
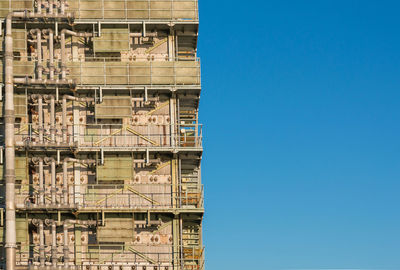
xmin=0 ymin=1 xmax=203 ymax=269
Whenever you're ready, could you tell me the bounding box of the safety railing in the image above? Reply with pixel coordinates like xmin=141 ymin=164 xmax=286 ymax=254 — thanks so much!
xmin=0 ymin=244 xmax=204 ymax=269
xmin=67 ymin=59 xmax=201 ymax=86
xmin=8 ymin=245 xmax=174 ymax=266
xmin=2 ymin=184 xmax=204 ymax=210
xmin=68 ymin=0 xmax=199 ymax=21
xmin=183 ymin=246 xmax=205 ymax=270
xmin=0 ymin=0 xmax=199 ymax=21
xmin=11 ymin=123 xmax=203 ymax=149
xmin=0 ymin=58 xmax=201 ymax=86
xmin=0 ymin=0 xmax=33 ymax=17
xmin=82 ymin=188 xmax=204 ymax=209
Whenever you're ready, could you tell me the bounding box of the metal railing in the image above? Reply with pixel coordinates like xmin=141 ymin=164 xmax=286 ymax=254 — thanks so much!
xmin=0 ymin=58 xmax=201 ymax=86
xmin=0 ymin=184 xmax=204 ymax=210
xmin=0 ymin=0 xmax=199 ymax=21
xmin=69 ymin=0 xmax=199 ymax=21
xmin=10 ymin=123 xmax=203 ymax=149
xmin=67 ymin=59 xmax=201 ymax=86
xmin=0 ymin=244 xmax=204 ymax=269
xmin=81 ymin=187 xmax=204 ymax=209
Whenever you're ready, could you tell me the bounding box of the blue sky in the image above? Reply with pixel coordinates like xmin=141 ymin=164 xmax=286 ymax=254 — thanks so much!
xmin=198 ymin=1 xmax=400 ymax=269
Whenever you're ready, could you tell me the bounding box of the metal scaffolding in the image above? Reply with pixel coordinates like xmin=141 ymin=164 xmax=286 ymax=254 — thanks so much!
xmin=0 ymin=1 xmax=203 ymax=269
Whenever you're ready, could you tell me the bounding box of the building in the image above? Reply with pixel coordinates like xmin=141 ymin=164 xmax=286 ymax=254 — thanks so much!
xmin=0 ymin=1 xmax=203 ymax=269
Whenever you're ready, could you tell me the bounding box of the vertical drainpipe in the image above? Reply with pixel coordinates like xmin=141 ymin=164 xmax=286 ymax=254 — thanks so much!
xmin=39 ymin=158 xmax=45 ymax=206
xmin=62 ymin=95 xmax=67 ymax=143
xmin=50 ymin=95 xmax=56 ymax=142
xmin=62 ymin=220 xmax=97 ymax=269
xmin=45 ymin=157 xmax=57 ymax=205
xmin=180 ymin=217 xmax=184 ymax=269
xmin=62 ymin=157 xmax=95 ymax=207
xmin=37 ymin=0 xmax=42 ymax=14
xmin=60 ymin=30 xmax=66 ymax=79
xmin=45 ymin=219 xmax=58 ymax=267
xmin=62 ymin=158 xmax=69 ymax=205
xmin=49 ymin=0 xmax=54 ymax=15
xmin=51 ymin=158 xmax=57 ymax=205
xmin=36 ymin=29 xmax=43 ymax=81
xmin=48 ymin=29 xmax=55 ymax=80
xmin=61 ymin=30 xmax=94 ymax=80
xmin=39 ymin=220 xmax=45 ymax=267
xmin=60 ymin=0 xmax=66 ymax=15
xmin=4 ymin=11 xmax=74 ymax=270
xmin=38 ymin=95 xmax=44 ymax=143
xmin=169 ymin=95 xmax=175 ymax=147
xmin=4 ymin=12 xmax=17 ymax=270
xmin=62 ymin=95 xmax=95 ymax=144
xmin=63 ymin=222 xmax=70 ymax=269
xmin=52 ymin=222 xmax=57 ymax=266
xmin=32 ymin=219 xmax=46 ymax=268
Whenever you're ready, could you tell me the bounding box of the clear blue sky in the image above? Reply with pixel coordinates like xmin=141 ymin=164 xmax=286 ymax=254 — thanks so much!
xmin=198 ymin=1 xmax=400 ymax=269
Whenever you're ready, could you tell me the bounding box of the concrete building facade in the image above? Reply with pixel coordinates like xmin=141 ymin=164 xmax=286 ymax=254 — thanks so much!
xmin=0 ymin=1 xmax=203 ymax=269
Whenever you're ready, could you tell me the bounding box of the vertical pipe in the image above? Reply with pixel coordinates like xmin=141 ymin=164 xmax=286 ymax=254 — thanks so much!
xmin=172 ymin=217 xmax=180 ymax=270
xmin=62 ymin=158 xmax=68 ymax=205
xmin=39 ymin=221 xmax=45 ymax=267
xmin=62 ymin=95 xmax=94 ymax=144
xmin=168 ymin=27 xmax=175 ymax=61
xmin=63 ymin=223 xmax=69 ymax=269
xmin=60 ymin=0 xmax=66 ymax=15
xmin=61 ymin=220 xmax=97 ymax=269
xmin=36 ymin=30 xmax=43 ymax=80
xmin=50 ymin=95 xmax=56 ymax=142
xmin=180 ymin=217 xmax=184 ymax=269
xmin=49 ymin=0 xmax=54 ymax=15
xmin=37 ymin=0 xmax=42 ymax=14
xmin=169 ymin=95 xmax=175 ymax=147
xmin=51 ymin=159 xmax=56 ymax=204
xmin=5 ymin=13 xmax=16 ymax=270
xmin=61 ymin=30 xmax=94 ymax=80
xmin=51 ymin=222 xmax=57 ymax=266
xmin=38 ymin=95 xmax=44 ymax=143
xmin=39 ymin=158 xmax=45 ymax=206
xmin=195 ymin=110 xmax=199 ymax=146
xmin=99 ymin=86 xmax=103 ymax=103
xmin=178 ymin=158 xmax=182 ymax=208
xmin=177 ymin=97 xmax=180 ymax=147
xmin=62 ymin=95 xmax=67 ymax=142
xmin=48 ymin=29 xmax=55 ymax=80
xmin=61 ymin=31 xmax=66 ymax=79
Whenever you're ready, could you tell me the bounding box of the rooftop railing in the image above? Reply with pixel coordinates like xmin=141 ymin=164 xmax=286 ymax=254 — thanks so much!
xmin=0 ymin=0 xmax=199 ymax=21
xmin=68 ymin=0 xmax=199 ymax=21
